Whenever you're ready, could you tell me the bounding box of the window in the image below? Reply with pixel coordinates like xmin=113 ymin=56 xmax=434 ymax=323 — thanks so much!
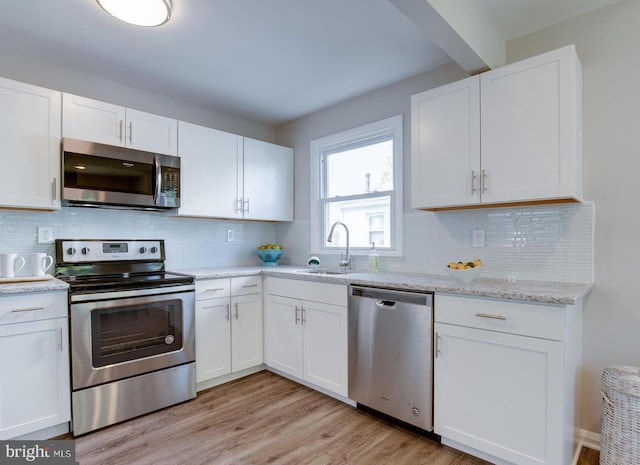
xmin=310 ymin=115 xmax=403 ymax=256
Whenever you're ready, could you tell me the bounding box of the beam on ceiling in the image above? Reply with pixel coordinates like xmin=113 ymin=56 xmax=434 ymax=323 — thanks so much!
xmin=389 ymin=0 xmax=505 ymax=74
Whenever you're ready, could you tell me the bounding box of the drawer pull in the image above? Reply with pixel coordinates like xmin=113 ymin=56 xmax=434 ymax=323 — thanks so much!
xmin=205 ymin=288 xmax=225 ymax=292
xmin=475 ymin=312 xmax=506 ymax=320
xmin=11 ymin=306 xmax=45 ymax=313
xmin=241 ymin=284 xmax=258 ymax=288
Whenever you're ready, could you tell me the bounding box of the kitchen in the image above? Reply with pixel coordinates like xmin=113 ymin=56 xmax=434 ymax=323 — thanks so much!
xmin=0 ymin=0 xmax=637 ymax=464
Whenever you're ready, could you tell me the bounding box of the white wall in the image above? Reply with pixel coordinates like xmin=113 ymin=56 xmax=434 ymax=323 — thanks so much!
xmin=0 ymin=48 xmax=275 ymax=141
xmin=507 ymin=0 xmax=640 ymax=434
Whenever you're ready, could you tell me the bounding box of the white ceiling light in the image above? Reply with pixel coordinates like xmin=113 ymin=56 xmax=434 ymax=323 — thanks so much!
xmin=96 ymin=0 xmax=172 ymax=27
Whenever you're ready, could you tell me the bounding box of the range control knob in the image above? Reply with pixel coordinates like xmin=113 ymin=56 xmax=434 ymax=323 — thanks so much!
xmin=81 ymin=247 xmax=90 ymax=255
xmin=66 ymin=247 xmax=75 ymax=255
xmin=139 ymin=247 xmax=147 ymax=254
xmin=150 ymin=246 xmax=158 ymax=254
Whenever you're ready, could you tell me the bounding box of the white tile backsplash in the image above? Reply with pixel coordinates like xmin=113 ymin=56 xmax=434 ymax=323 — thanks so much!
xmin=277 ymin=202 xmax=594 ymax=283
xmin=0 ymin=208 xmax=276 ymax=270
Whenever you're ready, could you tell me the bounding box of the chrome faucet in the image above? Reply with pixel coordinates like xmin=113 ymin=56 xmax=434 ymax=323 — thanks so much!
xmin=327 ymin=221 xmax=350 ymax=270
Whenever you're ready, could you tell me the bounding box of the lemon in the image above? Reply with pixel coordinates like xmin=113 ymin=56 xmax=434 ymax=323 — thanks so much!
xmin=456 ymin=263 xmax=466 ymax=270
xmin=448 ymin=262 xmax=457 ymax=269
xmin=473 ymin=259 xmax=483 ymax=267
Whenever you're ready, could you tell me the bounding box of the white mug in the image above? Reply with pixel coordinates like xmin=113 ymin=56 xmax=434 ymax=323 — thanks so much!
xmin=1 ymin=253 xmax=26 ymax=278
xmin=31 ymin=253 xmax=54 ymax=277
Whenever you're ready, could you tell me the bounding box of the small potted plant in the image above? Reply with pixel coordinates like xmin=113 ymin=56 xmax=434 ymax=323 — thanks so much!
xmin=257 ymin=243 xmax=284 ymax=266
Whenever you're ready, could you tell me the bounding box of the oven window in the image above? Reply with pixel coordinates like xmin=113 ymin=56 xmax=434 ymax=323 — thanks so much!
xmin=91 ymin=299 xmax=183 ymax=367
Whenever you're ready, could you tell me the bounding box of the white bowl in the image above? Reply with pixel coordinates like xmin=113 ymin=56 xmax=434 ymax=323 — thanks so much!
xmin=445 ymin=265 xmax=484 ymax=283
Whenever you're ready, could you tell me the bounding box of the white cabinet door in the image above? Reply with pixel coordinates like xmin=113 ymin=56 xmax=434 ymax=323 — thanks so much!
xmin=195 ymin=296 xmax=231 ymax=382
xmin=0 ymin=77 xmax=61 ymax=210
xmin=177 ymin=121 xmax=243 ymax=218
xmin=302 ymin=301 xmax=348 ymax=396
xmin=243 ymin=137 xmax=294 ymax=221
xmin=480 ymin=45 xmax=582 ymax=204
xmin=62 ymin=93 xmax=125 ymax=147
xmin=62 ymin=93 xmax=178 ymax=155
xmin=231 ymin=293 xmax=263 ymax=372
xmin=434 ymin=322 xmax=563 ymax=465
xmin=125 ymin=108 xmax=177 ymax=155
xmin=0 ymin=318 xmax=70 ymax=439
xmin=263 ymin=294 xmax=303 ymax=379
xmin=411 ymin=76 xmax=480 ymax=209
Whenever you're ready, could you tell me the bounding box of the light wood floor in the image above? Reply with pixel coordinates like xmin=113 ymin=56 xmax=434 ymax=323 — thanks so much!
xmin=64 ymin=370 xmax=599 ymax=465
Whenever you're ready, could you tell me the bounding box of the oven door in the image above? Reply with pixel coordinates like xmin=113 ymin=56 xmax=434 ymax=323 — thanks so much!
xmin=70 ymin=285 xmax=195 ymax=390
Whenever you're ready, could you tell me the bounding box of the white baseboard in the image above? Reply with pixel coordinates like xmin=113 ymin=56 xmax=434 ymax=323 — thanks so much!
xmin=572 ymin=429 xmax=601 ymax=465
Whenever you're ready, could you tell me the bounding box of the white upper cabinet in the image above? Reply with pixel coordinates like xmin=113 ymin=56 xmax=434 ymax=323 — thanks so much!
xmin=177 ymin=121 xmax=243 ymax=218
xmin=176 ymin=121 xmax=294 ymax=221
xmin=243 ymin=137 xmax=294 ymax=222
xmin=62 ymin=93 xmax=178 ymax=155
xmin=0 ymin=77 xmax=61 ymax=210
xmin=411 ymin=45 xmax=582 ymax=210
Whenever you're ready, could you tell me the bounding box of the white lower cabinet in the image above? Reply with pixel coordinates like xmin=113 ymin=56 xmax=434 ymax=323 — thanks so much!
xmin=195 ymin=276 xmax=263 ymax=388
xmin=434 ymin=294 xmax=582 ymax=465
xmin=263 ymin=277 xmax=348 ymax=397
xmin=0 ymin=292 xmax=70 ymax=439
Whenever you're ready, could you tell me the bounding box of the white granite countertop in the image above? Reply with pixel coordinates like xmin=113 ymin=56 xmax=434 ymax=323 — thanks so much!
xmin=0 ymin=276 xmax=69 ymax=295
xmin=176 ymin=265 xmax=592 ymax=305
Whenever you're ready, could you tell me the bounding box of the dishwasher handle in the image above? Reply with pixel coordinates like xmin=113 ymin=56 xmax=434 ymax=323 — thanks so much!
xmin=375 ymin=299 xmax=398 ymax=310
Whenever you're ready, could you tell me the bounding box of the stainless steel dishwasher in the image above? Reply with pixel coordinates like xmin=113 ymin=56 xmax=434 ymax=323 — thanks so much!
xmin=348 ymin=285 xmax=434 ymax=432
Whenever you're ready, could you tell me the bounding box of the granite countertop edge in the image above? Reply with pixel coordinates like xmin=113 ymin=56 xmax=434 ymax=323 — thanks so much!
xmin=177 ymin=265 xmax=593 ymax=305
xmin=0 ymin=277 xmax=69 ymax=295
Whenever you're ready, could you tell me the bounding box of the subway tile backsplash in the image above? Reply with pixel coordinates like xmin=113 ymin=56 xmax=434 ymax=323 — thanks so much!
xmin=277 ymin=202 xmax=594 ymax=283
xmin=1 ymin=202 xmax=593 ymax=283
xmin=0 ymin=208 xmax=276 ymax=271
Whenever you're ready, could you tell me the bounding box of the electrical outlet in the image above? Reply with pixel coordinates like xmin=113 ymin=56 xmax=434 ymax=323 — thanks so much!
xmin=472 ymin=229 xmax=485 ymax=248
xmin=38 ymin=226 xmax=53 ymax=244
xmin=227 ymin=229 xmax=235 ymax=242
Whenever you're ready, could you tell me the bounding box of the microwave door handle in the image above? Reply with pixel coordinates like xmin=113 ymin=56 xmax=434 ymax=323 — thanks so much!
xmin=153 ymin=154 xmax=162 ymax=205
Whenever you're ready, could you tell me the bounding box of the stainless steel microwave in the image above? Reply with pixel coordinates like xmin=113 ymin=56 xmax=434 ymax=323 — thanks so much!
xmin=61 ymin=138 xmax=180 ymax=210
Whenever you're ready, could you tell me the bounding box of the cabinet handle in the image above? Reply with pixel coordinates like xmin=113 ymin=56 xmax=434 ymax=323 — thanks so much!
xmin=475 ymin=312 xmax=506 ymax=320
xmin=225 ymin=303 xmax=230 ymax=321
xmin=481 ymin=169 xmax=488 ymax=193
xmin=119 ymin=120 xmax=123 ymax=141
xmin=295 ymin=306 xmax=300 ymax=324
xmin=244 ymin=198 xmax=250 ymax=214
xmin=129 ymin=121 xmax=133 ymax=144
xmin=301 ymin=306 xmax=306 ymax=324
xmin=52 ymin=177 xmax=57 ymax=200
xmin=435 ymin=332 xmax=441 ymax=358
xmin=471 ymin=170 xmax=477 ymax=195
xmin=205 ymin=287 xmax=225 ymax=292
xmin=11 ymin=306 xmax=45 ymax=313
xmin=58 ymin=327 xmax=63 ymax=352
xmin=242 ymin=284 xmax=258 ymax=288
xmin=236 ymin=197 xmax=244 ymax=213
xmin=234 ymin=302 xmax=239 ymax=320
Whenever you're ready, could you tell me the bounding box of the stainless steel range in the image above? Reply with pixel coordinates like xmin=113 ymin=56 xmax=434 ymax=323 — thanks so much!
xmin=55 ymin=239 xmax=196 ymax=436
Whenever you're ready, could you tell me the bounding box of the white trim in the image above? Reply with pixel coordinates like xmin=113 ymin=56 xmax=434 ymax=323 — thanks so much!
xmin=309 ymin=114 xmax=404 ymax=257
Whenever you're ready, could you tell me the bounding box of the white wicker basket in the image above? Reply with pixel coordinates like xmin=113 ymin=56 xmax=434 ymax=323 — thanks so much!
xmin=601 ymin=366 xmax=640 ymax=465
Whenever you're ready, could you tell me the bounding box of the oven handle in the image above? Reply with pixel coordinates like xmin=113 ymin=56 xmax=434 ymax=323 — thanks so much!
xmin=70 ymin=283 xmax=195 ymax=303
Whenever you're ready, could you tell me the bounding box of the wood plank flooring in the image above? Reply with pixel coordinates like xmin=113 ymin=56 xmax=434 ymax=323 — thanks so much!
xmin=64 ymin=370 xmax=599 ymax=465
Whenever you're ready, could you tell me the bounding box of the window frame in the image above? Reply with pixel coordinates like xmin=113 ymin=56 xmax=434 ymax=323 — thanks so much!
xmin=310 ymin=114 xmax=403 ymax=257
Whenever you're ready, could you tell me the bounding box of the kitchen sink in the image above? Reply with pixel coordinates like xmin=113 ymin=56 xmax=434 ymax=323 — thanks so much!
xmin=296 ymin=268 xmax=353 ymax=275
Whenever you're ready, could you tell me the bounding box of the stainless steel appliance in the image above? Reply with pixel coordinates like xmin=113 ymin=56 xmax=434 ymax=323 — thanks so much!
xmin=61 ymin=138 xmax=180 ymax=210
xmin=348 ymin=286 xmax=434 ymax=432
xmin=55 ymin=239 xmax=195 ymax=436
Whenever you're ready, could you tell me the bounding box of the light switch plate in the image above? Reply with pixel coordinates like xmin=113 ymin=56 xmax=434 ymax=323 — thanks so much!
xmin=472 ymin=229 xmax=485 ymax=248
xmin=227 ymin=229 xmax=235 ymax=242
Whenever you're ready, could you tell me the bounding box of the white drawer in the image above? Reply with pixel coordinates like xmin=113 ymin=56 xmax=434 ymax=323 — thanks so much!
xmin=435 ymin=294 xmax=565 ymax=341
xmin=195 ymin=278 xmax=230 ymax=300
xmin=0 ymin=291 xmax=67 ymax=325
xmin=231 ymin=275 xmax=262 ymax=296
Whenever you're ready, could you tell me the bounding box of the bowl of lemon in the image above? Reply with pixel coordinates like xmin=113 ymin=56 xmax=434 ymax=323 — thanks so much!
xmin=445 ymin=259 xmax=484 ymax=283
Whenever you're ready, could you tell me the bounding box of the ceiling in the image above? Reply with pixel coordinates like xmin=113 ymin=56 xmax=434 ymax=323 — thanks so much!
xmin=0 ymin=0 xmax=620 ymax=126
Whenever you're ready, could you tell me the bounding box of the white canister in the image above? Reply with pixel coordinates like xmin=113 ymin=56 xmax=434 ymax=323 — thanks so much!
xmin=0 ymin=253 xmax=26 ymax=278
xmin=31 ymin=253 xmax=54 ymax=277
